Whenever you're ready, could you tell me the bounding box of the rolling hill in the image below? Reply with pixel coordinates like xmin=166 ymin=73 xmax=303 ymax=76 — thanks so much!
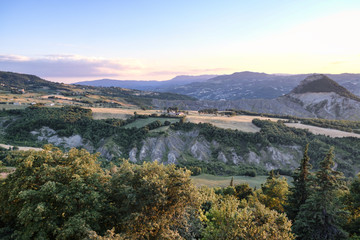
xmin=0 ymin=71 xmax=195 ymax=107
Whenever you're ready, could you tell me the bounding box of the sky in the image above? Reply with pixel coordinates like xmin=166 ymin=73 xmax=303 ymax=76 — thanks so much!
xmin=1 ymin=0 xmax=360 ymax=83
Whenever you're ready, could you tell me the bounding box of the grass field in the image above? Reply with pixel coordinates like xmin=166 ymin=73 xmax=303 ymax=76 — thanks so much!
xmin=191 ymin=174 xmax=292 ymax=188
xmin=123 ymin=117 xmax=180 ymax=129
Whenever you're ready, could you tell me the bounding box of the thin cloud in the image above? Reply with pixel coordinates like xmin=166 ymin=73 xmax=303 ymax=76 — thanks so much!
xmin=0 ymin=54 xmax=144 ymax=78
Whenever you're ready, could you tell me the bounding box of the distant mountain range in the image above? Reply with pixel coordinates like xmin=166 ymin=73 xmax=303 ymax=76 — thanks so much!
xmin=74 ymin=75 xmax=217 ymax=91
xmin=152 ymin=74 xmax=360 ymax=120
xmin=74 ymin=72 xmax=360 ymax=100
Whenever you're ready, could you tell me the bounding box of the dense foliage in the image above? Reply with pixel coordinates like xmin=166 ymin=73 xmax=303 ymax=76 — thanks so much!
xmin=1 ymin=146 xmax=360 ymax=239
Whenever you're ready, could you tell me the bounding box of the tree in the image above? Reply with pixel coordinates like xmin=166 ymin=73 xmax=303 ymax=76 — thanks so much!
xmin=229 ymin=176 xmax=234 ymax=187
xmin=0 ymin=145 xmax=107 ymax=240
xmin=202 ymin=196 xmax=294 ymax=240
xmin=344 ymin=173 xmax=360 ymax=237
xmin=105 ymin=161 xmax=199 ymax=239
xmin=258 ymin=171 xmax=289 ymax=213
xmin=293 ymin=147 xmax=349 ymax=240
xmin=234 ymin=183 xmax=254 ymax=201
xmin=286 ymin=143 xmax=312 ymax=220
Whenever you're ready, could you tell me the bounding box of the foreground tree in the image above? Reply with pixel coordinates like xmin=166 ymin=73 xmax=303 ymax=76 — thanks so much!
xmin=258 ymin=171 xmax=289 ymax=213
xmin=286 ymin=144 xmax=312 ymax=220
xmin=0 ymin=145 xmax=107 ymax=240
xmin=293 ymin=147 xmax=348 ymax=240
xmin=344 ymin=173 xmax=360 ymax=237
xmin=105 ymin=161 xmax=199 ymax=239
xmin=202 ymin=196 xmax=294 ymax=240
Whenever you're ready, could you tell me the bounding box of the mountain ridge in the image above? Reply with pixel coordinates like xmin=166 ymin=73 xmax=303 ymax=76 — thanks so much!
xmin=152 ymin=74 xmax=360 ymax=120
xmin=73 ymin=71 xmax=360 ymax=100
xmin=73 ymin=75 xmax=218 ymax=91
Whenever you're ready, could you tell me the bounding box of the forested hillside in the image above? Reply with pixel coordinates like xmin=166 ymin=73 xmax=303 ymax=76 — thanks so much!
xmin=1 ymin=106 xmax=360 ymax=177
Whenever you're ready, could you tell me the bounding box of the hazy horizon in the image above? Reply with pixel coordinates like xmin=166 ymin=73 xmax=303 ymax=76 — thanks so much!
xmin=1 ymin=1 xmax=360 ymax=83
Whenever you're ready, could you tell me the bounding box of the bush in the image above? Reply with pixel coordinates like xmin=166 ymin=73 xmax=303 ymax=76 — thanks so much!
xmin=244 ymin=170 xmax=257 ymax=177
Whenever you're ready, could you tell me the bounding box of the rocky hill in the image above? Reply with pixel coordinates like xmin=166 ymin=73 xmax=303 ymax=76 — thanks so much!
xmin=152 ymin=74 xmax=360 ymax=120
xmin=290 ymin=74 xmax=360 ymax=101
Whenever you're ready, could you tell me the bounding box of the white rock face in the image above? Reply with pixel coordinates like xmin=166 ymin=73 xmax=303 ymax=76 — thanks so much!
xmin=217 ymin=151 xmax=227 ymax=163
xmin=129 ymin=148 xmax=138 ymax=163
xmin=127 ymin=129 xmax=304 ymax=171
xmin=32 ymin=126 xmax=84 ymax=149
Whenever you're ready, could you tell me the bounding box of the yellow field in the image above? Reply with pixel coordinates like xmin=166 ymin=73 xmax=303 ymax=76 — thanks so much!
xmin=185 ymin=114 xmax=282 ymax=133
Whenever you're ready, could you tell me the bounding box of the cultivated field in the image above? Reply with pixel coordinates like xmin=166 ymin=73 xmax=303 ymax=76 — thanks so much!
xmin=185 ymin=114 xmax=282 ymax=133
xmin=285 ymin=123 xmax=360 ymax=138
xmin=191 ymin=173 xmax=291 ymax=188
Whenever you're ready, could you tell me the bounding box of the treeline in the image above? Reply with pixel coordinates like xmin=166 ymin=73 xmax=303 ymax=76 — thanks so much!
xmin=0 ymin=145 xmax=360 ymax=239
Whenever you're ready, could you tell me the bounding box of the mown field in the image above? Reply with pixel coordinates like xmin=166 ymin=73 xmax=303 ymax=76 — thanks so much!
xmin=191 ymin=173 xmax=292 ymax=188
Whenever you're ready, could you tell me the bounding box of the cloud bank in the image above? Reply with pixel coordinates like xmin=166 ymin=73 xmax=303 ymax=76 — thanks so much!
xmin=0 ymin=54 xmax=231 ymax=83
xmin=0 ymin=55 xmax=145 ymax=82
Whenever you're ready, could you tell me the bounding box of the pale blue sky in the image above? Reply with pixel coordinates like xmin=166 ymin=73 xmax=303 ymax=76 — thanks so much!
xmin=1 ymin=0 xmax=360 ymax=82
